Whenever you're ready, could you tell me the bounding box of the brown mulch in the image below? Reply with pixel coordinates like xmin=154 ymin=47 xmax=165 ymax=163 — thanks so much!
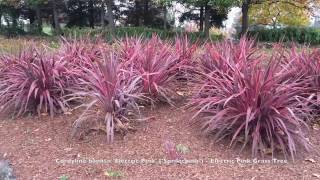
xmin=0 ymin=102 xmax=320 ymax=180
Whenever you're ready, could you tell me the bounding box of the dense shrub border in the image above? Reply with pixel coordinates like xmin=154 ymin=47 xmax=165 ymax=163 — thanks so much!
xmin=248 ymin=27 xmax=320 ymax=45
xmin=62 ymin=27 xmax=223 ymax=42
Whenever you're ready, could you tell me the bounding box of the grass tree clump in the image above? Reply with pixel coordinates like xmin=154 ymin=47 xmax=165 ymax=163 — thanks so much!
xmin=174 ymin=36 xmax=198 ymax=64
xmin=121 ymin=35 xmax=182 ymax=104
xmin=173 ymin=36 xmax=198 ymax=81
xmin=188 ymin=39 xmax=312 ymax=159
xmin=279 ymin=47 xmax=320 ymax=118
xmin=71 ymin=52 xmax=143 ymax=142
xmin=58 ymin=37 xmax=108 ymax=70
xmin=0 ymin=47 xmax=75 ymax=117
xmin=117 ymin=36 xmax=143 ymax=63
xmin=193 ymin=38 xmax=260 ymax=82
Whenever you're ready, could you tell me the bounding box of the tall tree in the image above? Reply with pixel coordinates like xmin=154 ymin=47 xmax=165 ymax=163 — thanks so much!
xmin=180 ymin=0 xmax=232 ymax=37
xmin=237 ymin=0 xmax=320 ymax=35
xmin=199 ymin=6 xmax=204 ymax=31
xmin=101 ymin=0 xmax=106 ymax=27
xmin=88 ymin=0 xmax=95 ymax=28
xmin=154 ymin=0 xmax=172 ymax=30
xmin=204 ymin=4 xmax=210 ymax=36
xmin=106 ymin=0 xmax=115 ymax=35
xmin=122 ymin=0 xmax=166 ymax=28
xmin=0 ymin=0 xmax=22 ymax=29
xmin=25 ymin=0 xmax=46 ymax=33
xmin=143 ymin=0 xmax=150 ymax=26
xmin=51 ymin=0 xmax=61 ymax=33
xmin=66 ymin=0 xmax=89 ymax=27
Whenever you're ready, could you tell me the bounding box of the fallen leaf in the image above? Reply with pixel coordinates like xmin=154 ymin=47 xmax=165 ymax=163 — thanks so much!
xmin=59 ymin=175 xmax=69 ymax=180
xmin=64 ymin=112 xmax=72 ymax=115
xmin=313 ymin=124 xmax=320 ymax=130
xmin=312 ymin=174 xmax=320 ymax=178
xmin=41 ymin=113 xmax=48 ymax=116
xmin=176 ymin=91 xmax=184 ymax=96
xmin=45 ymin=138 xmax=52 ymax=142
xmin=34 ymin=128 xmax=40 ymax=132
xmin=305 ymin=158 xmax=316 ymax=163
xmin=64 ymin=148 xmax=73 ymax=152
xmin=104 ymin=169 xmax=123 ymax=177
xmin=263 ymin=148 xmax=273 ymax=155
xmin=176 ymin=144 xmax=191 ymax=154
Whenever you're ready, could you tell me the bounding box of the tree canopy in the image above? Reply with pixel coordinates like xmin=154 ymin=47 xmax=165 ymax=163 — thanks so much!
xmin=249 ymin=1 xmax=311 ymax=27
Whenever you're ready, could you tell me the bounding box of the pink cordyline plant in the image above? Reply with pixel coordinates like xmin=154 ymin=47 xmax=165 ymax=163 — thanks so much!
xmin=69 ymin=51 xmax=144 ymax=142
xmin=0 ymin=47 xmax=76 ymax=117
xmin=188 ymin=39 xmax=312 ymax=159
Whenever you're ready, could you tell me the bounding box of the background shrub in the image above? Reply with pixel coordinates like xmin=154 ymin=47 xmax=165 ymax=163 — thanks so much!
xmin=62 ymin=27 xmax=223 ymax=42
xmin=248 ymin=27 xmax=320 ymax=45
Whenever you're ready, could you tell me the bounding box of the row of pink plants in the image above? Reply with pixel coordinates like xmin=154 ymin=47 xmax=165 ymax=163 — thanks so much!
xmin=0 ymin=36 xmax=319 ymax=159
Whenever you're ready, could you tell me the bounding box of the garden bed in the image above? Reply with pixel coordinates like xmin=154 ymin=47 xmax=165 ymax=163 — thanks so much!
xmin=0 ymin=102 xmax=320 ymax=179
xmin=1 ymin=36 xmax=320 ymax=179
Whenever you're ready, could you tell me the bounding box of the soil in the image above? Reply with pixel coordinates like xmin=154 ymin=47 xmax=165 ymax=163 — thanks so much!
xmin=0 ymin=102 xmax=320 ymax=180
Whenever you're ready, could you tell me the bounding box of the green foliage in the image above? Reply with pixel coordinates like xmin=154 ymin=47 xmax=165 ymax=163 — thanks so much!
xmin=25 ymin=0 xmax=48 ymax=7
xmin=62 ymin=27 xmax=224 ymax=42
xmin=183 ymin=0 xmax=234 ymax=8
xmin=248 ymin=27 xmax=320 ymax=45
xmin=0 ymin=26 xmax=26 ymax=37
xmin=249 ymin=1 xmax=310 ymax=27
xmin=154 ymin=0 xmax=172 ymax=7
xmin=104 ymin=169 xmax=123 ymax=178
xmin=59 ymin=175 xmax=69 ymax=180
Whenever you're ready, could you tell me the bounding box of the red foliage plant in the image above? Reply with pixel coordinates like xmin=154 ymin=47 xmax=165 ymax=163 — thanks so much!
xmin=198 ymin=38 xmax=258 ymax=74
xmin=173 ymin=36 xmax=198 ymax=81
xmin=188 ymin=39 xmax=312 ymax=159
xmin=58 ymin=37 xmax=108 ymax=70
xmin=120 ymin=35 xmax=182 ymax=103
xmin=0 ymin=47 xmax=75 ymax=117
xmin=70 ymin=51 xmax=144 ymax=142
xmin=279 ymin=47 xmax=320 ymax=98
xmin=174 ymin=36 xmax=198 ymax=67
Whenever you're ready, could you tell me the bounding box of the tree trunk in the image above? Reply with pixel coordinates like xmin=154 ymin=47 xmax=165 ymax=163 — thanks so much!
xmin=52 ymin=0 xmax=61 ymax=33
xmin=163 ymin=6 xmax=167 ymax=30
xmin=89 ymin=0 xmax=95 ymax=28
xmin=199 ymin=6 xmax=204 ymax=32
xmin=12 ymin=13 xmax=18 ymax=29
xmin=101 ymin=0 xmax=106 ymax=27
xmin=4 ymin=16 xmax=10 ymax=28
xmin=204 ymin=5 xmax=210 ymax=38
xmin=35 ymin=7 xmax=42 ymax=33
xmin=134 ymin=0 xmax=141 ymax=26
xmin=29 ymin=11 xmax=35 ymax=25
xmin=143 ymin=0 xmax=149 ymax=26
xmin=106 ymin=0 xmax=115 ymax=35
xmin=241 ymin=0 xmax=250 ymax=36
xmin=0 ymin=11 xmax=2 ymax=28
xmin=272 ymin=20 xmax=277 ymax=29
